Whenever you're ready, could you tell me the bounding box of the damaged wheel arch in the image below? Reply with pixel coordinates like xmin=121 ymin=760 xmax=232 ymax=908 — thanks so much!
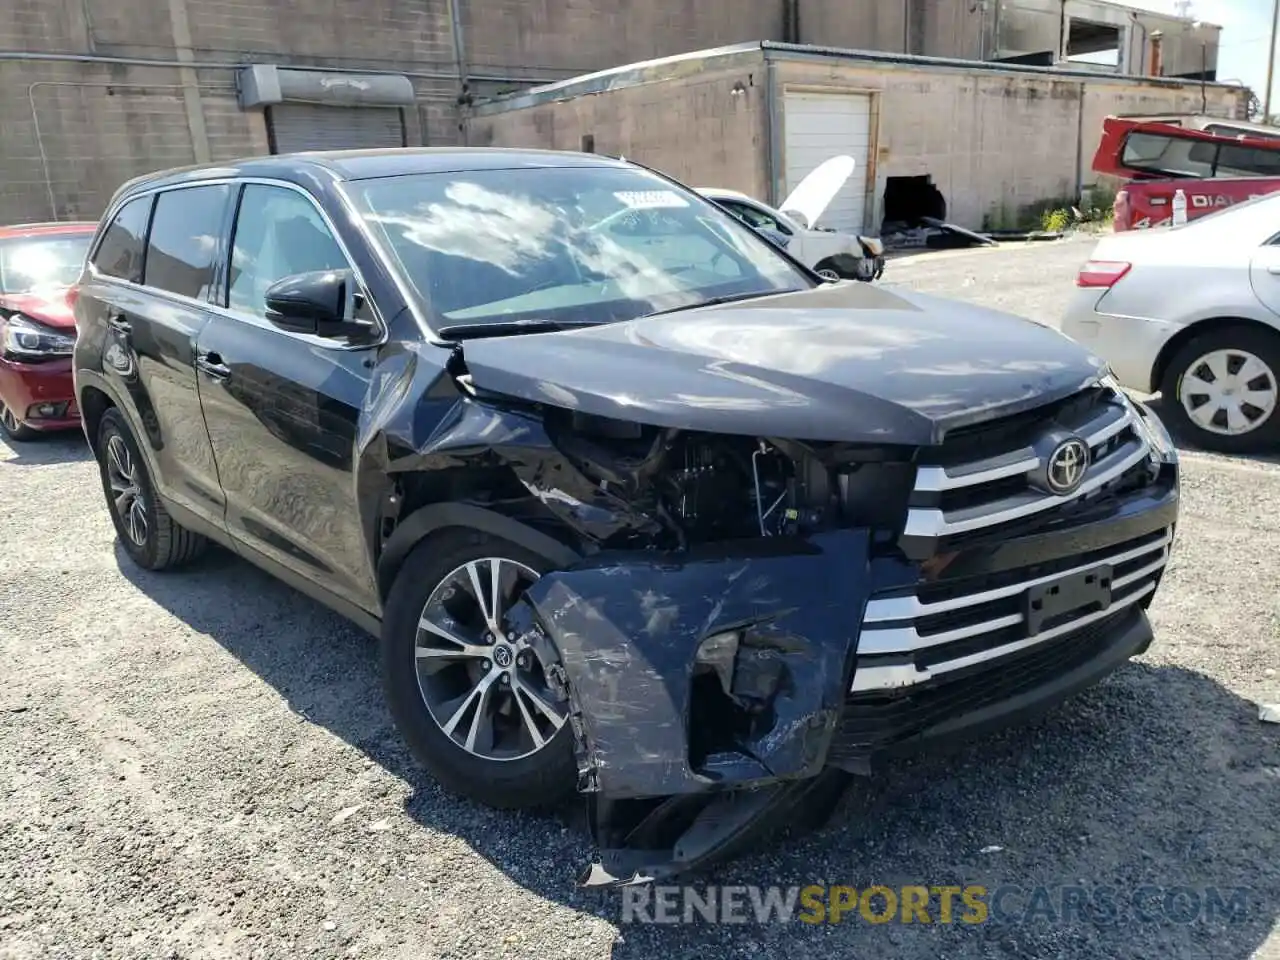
xmin=375 ymin=501 xmax=585 ymax=604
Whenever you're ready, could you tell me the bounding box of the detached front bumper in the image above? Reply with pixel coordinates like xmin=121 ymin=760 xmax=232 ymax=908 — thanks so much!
xmin=511 ymin=462 xmax=1177 ymax=885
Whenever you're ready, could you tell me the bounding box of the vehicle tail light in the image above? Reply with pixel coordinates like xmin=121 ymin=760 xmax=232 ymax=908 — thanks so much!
xmin=1076 ymin=260 xmax=1131 ymax=288
xmin=1113 ymin=190 xmax=1129 ymax=231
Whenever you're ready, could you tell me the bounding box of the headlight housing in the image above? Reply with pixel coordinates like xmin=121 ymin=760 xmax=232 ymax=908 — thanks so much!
xmin=1132 ymin=400 xmax=1177 ymax=464
xmin=0 ymin=314 xmax=76 ymax=359
xmin=1100 ymin=372 xmax=1177 ymax=466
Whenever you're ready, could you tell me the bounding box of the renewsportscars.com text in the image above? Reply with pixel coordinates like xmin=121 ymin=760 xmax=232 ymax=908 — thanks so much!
xmin=620 ymin=884 xmax=1253 ymax=927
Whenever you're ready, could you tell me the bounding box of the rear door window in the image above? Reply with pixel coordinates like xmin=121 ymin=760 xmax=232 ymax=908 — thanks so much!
xmin=92 ymin=196 xmax=153 ymax=283
xmin=143 ymin=185 xmax=232 ymax=300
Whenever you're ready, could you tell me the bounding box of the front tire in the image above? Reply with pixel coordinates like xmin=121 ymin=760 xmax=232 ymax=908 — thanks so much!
xmin=94 ymin=407 xmax=207 ymax=569
xmin=381 ymin=529 xmax=577 ymax=810
xmin=0 ymin=400 xmax=38 ymax=442
xmin=1160 ymin=326 xmax=1280 ymax=454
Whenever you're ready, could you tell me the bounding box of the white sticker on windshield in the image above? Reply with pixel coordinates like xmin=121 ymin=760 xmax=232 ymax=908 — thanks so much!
xmin=613 ymin=190 xmax=690 ymax=210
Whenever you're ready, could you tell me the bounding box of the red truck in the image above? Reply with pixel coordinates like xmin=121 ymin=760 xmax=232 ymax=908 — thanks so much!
xmin=1091 ymin=115 xmax=1280 ymax=231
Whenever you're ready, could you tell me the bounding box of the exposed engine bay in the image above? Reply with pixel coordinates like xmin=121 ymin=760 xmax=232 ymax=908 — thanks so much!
xmin=539 ymin=407 xmax=912 ymax=549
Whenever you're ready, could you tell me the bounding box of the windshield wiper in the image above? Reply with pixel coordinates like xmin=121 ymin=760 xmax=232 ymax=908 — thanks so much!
xmin=642 ymin=289 xmax=800 ymax=318
xmin=437 ymin=318 xmax=609 ymax=341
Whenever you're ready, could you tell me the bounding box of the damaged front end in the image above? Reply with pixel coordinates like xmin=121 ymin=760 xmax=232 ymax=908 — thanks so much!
xmin=378 ymin=330 xmax=1177 ymax=887
xmin=397 ymin=361 xmax=919 ymax=885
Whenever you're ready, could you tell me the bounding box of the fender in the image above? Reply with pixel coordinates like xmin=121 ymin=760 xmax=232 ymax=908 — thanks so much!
xmin=376 ymin=502 xmax=584 ymax=600
xmin=74 ymin=368 xmax=158 ymax=470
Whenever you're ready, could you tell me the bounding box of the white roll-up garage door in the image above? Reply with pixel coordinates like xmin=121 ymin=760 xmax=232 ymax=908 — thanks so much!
xmin=782 ymin=92 xmax=873 ymax=233
xmin=267 ymin=103 xmax=406 ymax=154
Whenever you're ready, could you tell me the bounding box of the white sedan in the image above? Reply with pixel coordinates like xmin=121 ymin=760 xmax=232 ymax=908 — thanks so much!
xmin=1063 ymin=193 xmax=1280 ymax=453
xmin=698 ymin=156 xmax=884 ymax=282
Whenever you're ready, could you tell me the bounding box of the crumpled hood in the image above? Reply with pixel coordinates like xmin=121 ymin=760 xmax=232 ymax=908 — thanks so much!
xmin=0 ymin=289 xmax=76 ymax=329
xmin=459 ymin=282 xmax=1107 ymax=446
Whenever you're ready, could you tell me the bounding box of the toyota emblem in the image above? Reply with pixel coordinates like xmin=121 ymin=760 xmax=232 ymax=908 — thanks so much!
xmin=1045 ymin=438 xmax=1090 ymax=495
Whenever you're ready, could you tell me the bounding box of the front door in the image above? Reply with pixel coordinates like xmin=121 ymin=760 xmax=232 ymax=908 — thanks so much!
xmin=194 ymin=182 xmax=380 ymax=611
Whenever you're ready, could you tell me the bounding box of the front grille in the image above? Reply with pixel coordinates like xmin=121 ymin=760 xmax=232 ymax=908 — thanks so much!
xmin=851 ymin=527 xmax=1170 ymax=692
xmin=829 ymin=609 xmax=1134 ymax=767
xmin=902 ymin=384 xmax=1156 ymax=551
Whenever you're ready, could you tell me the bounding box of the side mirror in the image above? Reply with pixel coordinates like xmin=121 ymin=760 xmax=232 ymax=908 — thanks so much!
xmin=263 ymin=269 xmax=374 ymax=341
xmin=785 ymin=211 xmax=810 ymax=230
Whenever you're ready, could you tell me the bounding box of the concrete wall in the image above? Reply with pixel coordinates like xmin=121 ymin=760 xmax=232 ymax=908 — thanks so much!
xmin=774 ymin=57 xmax=1245 ymax=230
xmin=468 ymin=65 xmax=770 ymax=199
xmin=461 ymin=1 xmax=985 ymax=83
xmin=463 ymin=0 xmax=784 ymax=80
xmin=471 ymin=51 xmax=1247 ymax=233
xmin=0 ymin=0 xmax=459 ymax=223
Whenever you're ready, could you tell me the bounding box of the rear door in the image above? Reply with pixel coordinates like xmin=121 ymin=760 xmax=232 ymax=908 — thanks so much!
xmin=193 ymin=181 xmax=381 ymax=611
xmin=80 ymin=186 xmax=229 ymax=525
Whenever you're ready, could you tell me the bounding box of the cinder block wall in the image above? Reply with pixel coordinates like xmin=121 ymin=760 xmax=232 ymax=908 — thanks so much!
xmin=0 ymin=0 xmax=459 ymax=223
xmin=468 ymin=67 xmax=770 ymax=199
xmin=792 ymin=0 xmax=982 ymax=60
xmin=464 ymin=0 xmax=784 ymax=80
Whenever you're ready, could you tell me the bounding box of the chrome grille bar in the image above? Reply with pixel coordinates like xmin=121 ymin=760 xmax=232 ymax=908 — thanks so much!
xmin=851 ymin=581 xmax=1158 ymax=693
xmin=864 ymin=531 xmax=1173 ymax=624
xmin=913 ymin=399 xmax=1132 ymax=494
xmin=904 ymin=429 xmax=1151 ymax=539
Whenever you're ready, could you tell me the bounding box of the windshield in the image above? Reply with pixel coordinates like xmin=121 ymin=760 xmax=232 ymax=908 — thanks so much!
xmin=0 ymin=234 xmax=92 ymax=294
xmin=347 ymin=166 xmax=811 ymax=334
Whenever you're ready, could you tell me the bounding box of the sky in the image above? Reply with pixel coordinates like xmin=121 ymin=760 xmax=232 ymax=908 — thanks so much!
xmin=1127 ymin=0 xmax=1276 ymax=105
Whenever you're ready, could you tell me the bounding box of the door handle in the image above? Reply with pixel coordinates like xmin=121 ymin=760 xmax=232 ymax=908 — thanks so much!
xmin=195 ymin=352 xmax=231 ymax=380
xmin=107 ymin=313 xmax=131 ymax=335
xmin=1268 ymin=265 xmax=1280 ymax=275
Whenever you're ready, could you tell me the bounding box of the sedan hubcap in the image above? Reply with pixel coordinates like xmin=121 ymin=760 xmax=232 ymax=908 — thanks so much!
xmin=0 ymin=403 xmax=19 ymax=433
xmin=414 ymin=557 xmax=566 ymax=762
xmin=1178 ymin=348 xmax=1278 ymax=437
xmin=106 ymin=435 xmax=148 ymax=545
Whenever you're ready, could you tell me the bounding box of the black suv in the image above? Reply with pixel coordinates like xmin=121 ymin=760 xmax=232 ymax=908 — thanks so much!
xmin=74 ymin=149 xmax=1180 ymax=884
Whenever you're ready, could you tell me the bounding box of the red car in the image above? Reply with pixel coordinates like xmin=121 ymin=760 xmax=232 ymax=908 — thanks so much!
xmin=0 ymin=221 xmax=96 ymax=441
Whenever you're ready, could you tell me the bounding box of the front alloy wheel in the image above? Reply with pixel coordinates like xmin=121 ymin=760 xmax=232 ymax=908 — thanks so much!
xmin=381 ymin=531 xmax=578 ymax=810
xmin=414 ymin=557 xmax=568 ymax=761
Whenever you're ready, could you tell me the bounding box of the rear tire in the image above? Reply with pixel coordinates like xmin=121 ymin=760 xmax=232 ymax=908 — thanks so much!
xmin=381 ymin=529 xmax=577 ymax=810
xmin=0 ymin=401 xmax=38 ymax=442
xmin=94 ymin=407 xmax=207 ymax=569
xmin=1159 ymin=326 xmax=1280 ymax=455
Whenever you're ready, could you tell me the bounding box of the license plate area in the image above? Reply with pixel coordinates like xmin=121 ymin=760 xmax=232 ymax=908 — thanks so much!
xmin=1024 ymin=564 xmax=1113 ymax=636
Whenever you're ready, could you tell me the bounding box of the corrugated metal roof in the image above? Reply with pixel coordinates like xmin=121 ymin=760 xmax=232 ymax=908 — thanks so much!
xmin=470 ymin=39 xmax=1248 ymax=117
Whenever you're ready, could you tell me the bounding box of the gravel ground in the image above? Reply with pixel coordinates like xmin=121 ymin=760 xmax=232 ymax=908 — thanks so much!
xmin=1 ymin=233 xmax=1277 ymax=960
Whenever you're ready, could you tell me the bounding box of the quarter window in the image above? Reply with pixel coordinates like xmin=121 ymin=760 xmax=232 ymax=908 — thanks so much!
xmin=226 ymin=184 xmax=349 ymax=317
xmin=92 ymin=196 xmax=153 ymax=283
xmin=143 ymin=185 xmax=231 ymax=300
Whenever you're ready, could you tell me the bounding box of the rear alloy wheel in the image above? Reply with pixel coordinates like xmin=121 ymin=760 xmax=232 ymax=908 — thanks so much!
xmin=106 ymin=433 xmax=149 ymax=547
xmin=0 ymin=400 xmax=37 ymax=442
xmin=94 ymin=408 xmax=207 ymax=570
xmin=1161 ymin=327 xmax=1280 ymax=454
xmin=381 ymin=531 xmax=577 ymax=810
